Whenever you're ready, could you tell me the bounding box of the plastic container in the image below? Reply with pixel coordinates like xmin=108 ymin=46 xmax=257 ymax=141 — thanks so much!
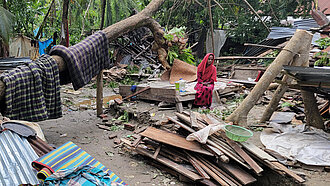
xmin=178 ymin=78 xmax=186 ymax=92
xmin=224 ymin=125 xmax=253 ymax=142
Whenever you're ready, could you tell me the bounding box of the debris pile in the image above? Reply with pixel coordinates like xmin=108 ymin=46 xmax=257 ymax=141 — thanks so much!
xmin=120 ymin=110 xmax=306 ymax=185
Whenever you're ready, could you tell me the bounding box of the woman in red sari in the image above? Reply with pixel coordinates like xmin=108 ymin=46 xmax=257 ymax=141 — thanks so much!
xmin=194 ymin=53 xmax=217 ymax=108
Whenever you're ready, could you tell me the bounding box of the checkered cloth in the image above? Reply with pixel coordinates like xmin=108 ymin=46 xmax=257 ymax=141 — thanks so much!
xmin=50 ymin=31 xmax=110 ymax=90
xmin=0 ymin=54 xmax=62 ymax=121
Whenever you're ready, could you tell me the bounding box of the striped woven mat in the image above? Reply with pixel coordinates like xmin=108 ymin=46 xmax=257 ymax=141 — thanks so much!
xmin=32 ymin=141 xmax=126 ymax=185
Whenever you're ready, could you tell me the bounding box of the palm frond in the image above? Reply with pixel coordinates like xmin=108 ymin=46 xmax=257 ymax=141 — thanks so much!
xmin=0 ymin=6 xmax=15 ymax=44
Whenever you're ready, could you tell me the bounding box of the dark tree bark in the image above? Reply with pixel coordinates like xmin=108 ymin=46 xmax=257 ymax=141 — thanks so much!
xmin=60 ymin=0 xmax=69 ymax=46
xmin=2 ymin=0 xmax=7 ymax=9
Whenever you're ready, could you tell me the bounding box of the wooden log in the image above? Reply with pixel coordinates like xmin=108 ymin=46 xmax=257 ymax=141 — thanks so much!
xmin=260 ymin=45 xmax=309 ymax=122
xmin=0 ymin=0 xmax=167 ymax=101
xmin=96 ymin=71 xmax=103 ymax=116
xmin=226 ymin=30 xmax=313 ymax=125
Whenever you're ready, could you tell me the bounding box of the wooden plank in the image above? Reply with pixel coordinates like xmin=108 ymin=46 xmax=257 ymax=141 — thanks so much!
xmin=140 ymin=127 xmax=213 ymax=156
xmin=185 ymin=152 xmax=210 ymax=179
xmin=224 ymin=137 xmax=263 ymax=174
xmin=123 ymin=86 xmax=151 ymax=100
xmin=218 ymin=161 xmax=257 ymax=185
xmin=168 ymin=117 xmax=231 ymax=163
xmin=119 ymin=85 xmax=177 ymax=103
xmin=190 ymin=156 xmax=229 ymax=186
xmin=191 ymin=155 xmax=229 ymax=186
xmin=241 ymin=141 xmax=277 ymax=162
xmin=272 ymin=162 xmax=305 ymax=183
xmin=190 ymin=111 xmax=198 ymax=128
xmin=153 ymin=145 xmax=161 ymax=159
xmin=135 ymin=147 xmax=202 ymax=181
xmin=197 ymin=155 xmax=242 ymax=186
xmin=175 ymin=102 xmax=183 ymax=113
xmin=215 ymin=56 xmax=275 ymax=60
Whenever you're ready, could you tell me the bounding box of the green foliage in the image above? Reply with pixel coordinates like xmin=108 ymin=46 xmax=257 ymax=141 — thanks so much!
xmin=164 ymin=27 xmax=195 ymax=65
xmin=0 ymin=6 xmax=15 ymax=44
xmin=258 ymin=50 xmax=279 ymax=66
xmin=127 ymin=65 xmax=139 ymax=74
xmin=155 ymin=0 xmax=314 ymax=52
xmin=316 ymin=37 xmax=330 ymax=50
xmin=314 ymin=38 xmax=330 ymax=66
xmin=120 ymin=76 xmax=136 ymax=85
xmin=281 ymin=102 xmax=294 ymax=108
xmin=109 ymin=125 xmax=124 ymax=131
xmin=117 ymin=110 xmax=129 ymax=122
xmin=107 ymin=81 xmax=119 ymax=88
xmin=314 ymin=52 xmax=330 ymax=66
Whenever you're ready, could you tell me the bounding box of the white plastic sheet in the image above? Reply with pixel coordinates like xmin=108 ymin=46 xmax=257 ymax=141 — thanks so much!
xmin=260 ymin=123 xmax=330 ymax=166
xmin=186 ymin=124 xmax=224 ymax=144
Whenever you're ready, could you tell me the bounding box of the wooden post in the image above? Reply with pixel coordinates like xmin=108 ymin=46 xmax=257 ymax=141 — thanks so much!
xmin=96 ymin=0 xmax=107 ymax=116
xmin=226 ymin=30 xmax=313 ymax=125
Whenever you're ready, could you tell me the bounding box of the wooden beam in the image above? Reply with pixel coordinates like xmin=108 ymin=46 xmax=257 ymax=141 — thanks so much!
xmin=215 ymin=56 xmax=275 ymax=60
xmin=123 ymin=86 xmax=151 ymax=100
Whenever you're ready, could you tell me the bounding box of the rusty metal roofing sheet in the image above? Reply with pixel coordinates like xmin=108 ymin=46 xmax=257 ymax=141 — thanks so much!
xmin=0 ymin=130 xmax=40 ymax=185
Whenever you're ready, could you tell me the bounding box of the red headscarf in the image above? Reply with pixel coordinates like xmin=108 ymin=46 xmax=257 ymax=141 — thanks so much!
xmin=197 ymin=53 xmax=217 ymax=82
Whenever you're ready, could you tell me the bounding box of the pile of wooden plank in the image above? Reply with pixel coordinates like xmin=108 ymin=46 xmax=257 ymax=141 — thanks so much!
xmin=122 ymin=111 xmax=305 ymax=185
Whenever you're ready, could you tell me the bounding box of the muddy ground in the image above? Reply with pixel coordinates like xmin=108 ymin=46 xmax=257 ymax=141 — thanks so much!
xmin=38 ymin=83 xmax=329 ymax=186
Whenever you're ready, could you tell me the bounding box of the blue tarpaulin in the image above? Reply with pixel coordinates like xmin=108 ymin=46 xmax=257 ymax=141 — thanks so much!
xmin=39 ymin=38 xmax=53 ymax=55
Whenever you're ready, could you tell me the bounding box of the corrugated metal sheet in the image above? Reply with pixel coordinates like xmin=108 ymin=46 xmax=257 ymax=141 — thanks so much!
xmin=0 ymin=57 xmax=31 ymax=70
xmin=243 ymin=38 xmax=287 ymax=57
xmin=267 ymin=19 xmax=321 ymax=45
xmin=0 ymin=130 xmax=40 ymax=185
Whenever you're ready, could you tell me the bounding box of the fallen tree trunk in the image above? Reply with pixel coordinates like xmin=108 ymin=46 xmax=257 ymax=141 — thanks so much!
xmin=226 ymin=29 xmax=313 ymax=125
xmin=259 ymin=37 xmax=311 ymax=123
xmin=0 ymin=0 xmax=167 ymax=101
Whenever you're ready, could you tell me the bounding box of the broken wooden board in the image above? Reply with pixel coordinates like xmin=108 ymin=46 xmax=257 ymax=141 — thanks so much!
xmin=272 ymin=162 xmax=305 ymax=183
xmin=241 ymin=141 xmax=277 ymax=162
xmin=135 ymin=147 xmax=202 ymax=181
xmin=140 ymin=127 xmax=213 ymax=156
xmin=217 ymin=161 xmax=257 ymax=185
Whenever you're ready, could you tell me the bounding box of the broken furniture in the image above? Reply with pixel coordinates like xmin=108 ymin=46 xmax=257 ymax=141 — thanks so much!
xmin=119 ymin=80 xmax=227 ymax=112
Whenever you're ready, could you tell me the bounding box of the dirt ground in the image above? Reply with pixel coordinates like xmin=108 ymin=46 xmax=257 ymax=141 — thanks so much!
xmin=38 ymin=83 xmax=330 ymax=186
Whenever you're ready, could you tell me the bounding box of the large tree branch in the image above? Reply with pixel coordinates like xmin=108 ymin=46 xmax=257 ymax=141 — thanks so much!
xmin=0 ymin=0 xmax=167 ymax=100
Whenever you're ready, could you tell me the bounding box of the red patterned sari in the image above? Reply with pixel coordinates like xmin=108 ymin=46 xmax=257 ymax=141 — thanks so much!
xmin=194 ymin=53 xmax=217 ymax=107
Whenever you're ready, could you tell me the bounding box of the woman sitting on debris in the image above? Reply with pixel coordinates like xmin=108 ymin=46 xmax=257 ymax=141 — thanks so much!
xmin=194 ymin=53 xmax=217 ymax=108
